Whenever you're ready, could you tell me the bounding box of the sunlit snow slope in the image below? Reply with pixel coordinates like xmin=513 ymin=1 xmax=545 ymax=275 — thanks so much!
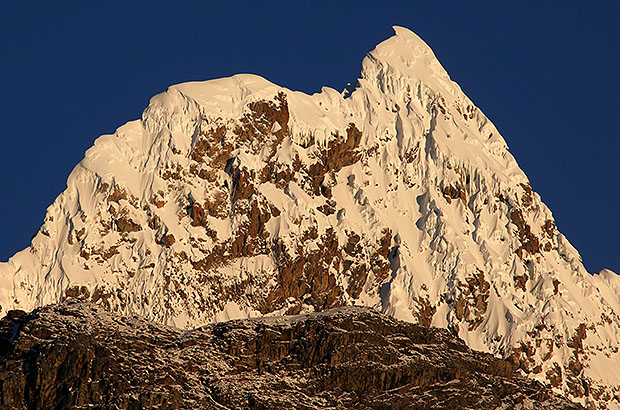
xmin=1 ymin=26 xmax=619 ymax=408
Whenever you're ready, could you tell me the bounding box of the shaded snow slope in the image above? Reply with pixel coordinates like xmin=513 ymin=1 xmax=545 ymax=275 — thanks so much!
xmin=1 ymin=26 xmax=618 ymax=408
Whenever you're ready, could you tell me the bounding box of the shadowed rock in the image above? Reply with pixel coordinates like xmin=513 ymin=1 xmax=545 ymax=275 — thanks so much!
xmin=0 ymin=302 xmax=583 ymax=409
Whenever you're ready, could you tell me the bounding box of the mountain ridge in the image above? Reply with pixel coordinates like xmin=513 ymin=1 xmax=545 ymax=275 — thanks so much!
xmin=0 ymin=26 xmax=618 ymax=408
xmin=0 ymin=301 xmax=585 ymax=410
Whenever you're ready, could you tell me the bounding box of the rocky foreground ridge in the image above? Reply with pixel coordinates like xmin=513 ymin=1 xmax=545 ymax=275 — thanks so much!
xmin=0 ymin=301 xmax=583 ymax=410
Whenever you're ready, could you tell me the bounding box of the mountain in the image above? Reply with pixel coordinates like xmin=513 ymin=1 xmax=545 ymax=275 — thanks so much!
xmin=0 ymin=301 xmax=584 ymax=409
xmin=0 ymin=26 xmax=618 ymax=408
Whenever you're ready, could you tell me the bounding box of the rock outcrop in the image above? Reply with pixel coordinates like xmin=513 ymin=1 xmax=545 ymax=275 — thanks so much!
xmin=0 ymin=302 xmax=582 ymax=410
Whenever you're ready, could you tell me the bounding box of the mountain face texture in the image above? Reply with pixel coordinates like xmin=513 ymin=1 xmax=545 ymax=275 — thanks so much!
xmin=0 ymin=302 xmax=584 ymax=410
xmin=0 ymin=26 xmax=619 ymax=408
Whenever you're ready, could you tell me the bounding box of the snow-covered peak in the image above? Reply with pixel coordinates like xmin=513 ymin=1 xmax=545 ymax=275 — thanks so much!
xmin=361 ymin=26 xmax=452 ymax=98
xmin=169 ymin=74 xmax=282 ymax=118
xmin=1 ymin=26 xmax=619 ymax=409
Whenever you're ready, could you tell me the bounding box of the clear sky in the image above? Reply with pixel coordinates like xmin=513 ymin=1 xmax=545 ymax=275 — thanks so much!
xmin=0 ymin=1 xmax=618 ymax=273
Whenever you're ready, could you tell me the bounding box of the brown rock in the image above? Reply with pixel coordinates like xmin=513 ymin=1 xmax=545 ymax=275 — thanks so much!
xmin=514 ymin=273 xmax=528 ymax=291
xmin=306 ymin=123 xmax=362 ymax=196
xmin=190 ymin=202 xmax=208 ymax=227
xmin=443 ymin=183 xmax=467 ymax=204
xmin=543 ymin=219 xmax=556 ymax=238
xmin=0 ymin=302 xmax=584 ymax=410
xmin=519 ymin=183 xmax=533 ymax=208
xmin=108 ymin=186 xmax=127 ymax=203
xmin=510 ymin=208 xmax=541 ymax=257
xmin=163 ymin=234 xmax=175 ymax=247
xmin=115 ymin=217 xmax=141 ymax=233
xmin=547 ymin=364 xmax=563 ymax=388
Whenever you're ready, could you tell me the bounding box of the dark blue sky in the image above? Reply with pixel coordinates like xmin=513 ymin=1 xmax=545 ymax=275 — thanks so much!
xmin=0 ymin=1 xmax=618 ymax=273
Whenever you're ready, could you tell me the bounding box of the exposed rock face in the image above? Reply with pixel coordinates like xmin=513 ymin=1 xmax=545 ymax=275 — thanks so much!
xmin=0 ymin=302 xmax=583 ymax=410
